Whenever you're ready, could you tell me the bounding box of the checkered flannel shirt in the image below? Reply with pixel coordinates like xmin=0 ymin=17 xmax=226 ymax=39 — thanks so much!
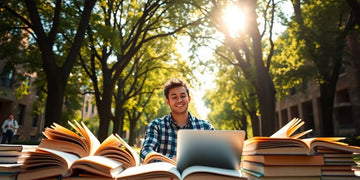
xmin=140 ymin=112 xmax=214 ymax=160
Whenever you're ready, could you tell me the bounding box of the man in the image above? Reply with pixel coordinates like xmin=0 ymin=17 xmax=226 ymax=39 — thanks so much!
xmin=1 ymin=113 xmax=19 ymax=144
xmin=140 ymin=78 xmax=214 ymax=161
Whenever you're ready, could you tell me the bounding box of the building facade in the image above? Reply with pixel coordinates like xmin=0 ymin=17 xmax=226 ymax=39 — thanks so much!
xmin=0 ymin=62 xmax=43 ymax=142
xmin=275 ymin=64 xmax=360 ymax=137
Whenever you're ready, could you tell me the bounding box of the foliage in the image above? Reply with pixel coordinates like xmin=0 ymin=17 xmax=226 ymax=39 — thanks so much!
xmin=1 ymin=0 xmax=97 ymax=129
xmin=270 ymin=31 xmax=316 ymax=100
xmin=282 ymin=0 xmax=355 ymax=136
xmin=201 ymin=0 xmax=279 ymax=136
xmin=204 ymin=51 xmax=257 ymax=136
xmin=78 ymin=0 xmax=209 ymax=141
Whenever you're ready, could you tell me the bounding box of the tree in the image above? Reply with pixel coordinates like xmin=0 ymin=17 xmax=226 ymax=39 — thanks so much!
xmin=290 ymin=0 xmax=355 ymax=136
xmin=207 ymin=0 xmax=278 ymax=136
xmin=0 ymin=0 xmax=97 ymax=128
xmin=81 ymin=0 xmax=207 ymax=141
xmin=112 ymin=35 xmax=193 ymax=144
xmin=204 ymin=48 xmax=258 ymax=137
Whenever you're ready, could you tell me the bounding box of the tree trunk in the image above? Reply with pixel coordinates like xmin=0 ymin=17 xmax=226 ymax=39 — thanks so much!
xmin=97 ymin=99 xmax=112 ymax=141
xmin=113 ymin=80 xmax=126 ymax=136
xmin=249 ymin=111 xmax=260 ymax=136
xmin=97 ymin=72 xmax=116 ymax=141
xmin=249 ymin=0 xmax=276 ymax=136
xmin=113 ymin=109 xmax=125 ymax=137
xmin=347 ymin=32 xmax=360 ymax=135
xmin=44 ymin=73 xmax=66 ymax=128
xmin=319 ymin=83 xmax=336 ymax=136
xmin=128 ymin=118 xmax=137 ymax=146
xmin=256 ymin=75 xmax=276 ymax=136
xmin=24 ymin=0 xmax=96 ymax=129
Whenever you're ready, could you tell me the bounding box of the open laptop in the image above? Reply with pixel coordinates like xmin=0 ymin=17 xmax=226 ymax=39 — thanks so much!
xmin=176 ymin=130 xmax=246 ymax=173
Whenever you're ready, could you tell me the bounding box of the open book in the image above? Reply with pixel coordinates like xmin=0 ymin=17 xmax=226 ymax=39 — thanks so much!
xmin=18 ymin=121 xmax=246 ymax=180
xmin=18 ymin=121 xmax=139 ymax=179
xmin=243 ymin=118 xmax=360 ymax=155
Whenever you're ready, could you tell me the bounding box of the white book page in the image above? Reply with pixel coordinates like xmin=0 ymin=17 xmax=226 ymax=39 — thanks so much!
xmin=182 ymin=165 xmax=241 ymax=179
xmin=116 ymin=162 xmax=180 ymax=179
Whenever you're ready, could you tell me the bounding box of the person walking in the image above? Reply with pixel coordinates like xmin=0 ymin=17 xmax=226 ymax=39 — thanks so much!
xmin=1 ymin=113 xmax=19 ymax=144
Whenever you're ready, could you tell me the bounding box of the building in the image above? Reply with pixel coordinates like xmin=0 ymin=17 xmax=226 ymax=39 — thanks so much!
xmin=275 ymin=63 xmax=360 ymax=137
xmin=81 ymin=93 xmax=98 ymax=120
xmin=0 ymin=62 xmax=43 ymax=142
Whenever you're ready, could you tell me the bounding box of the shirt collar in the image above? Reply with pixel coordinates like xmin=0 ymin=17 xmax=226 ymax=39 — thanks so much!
xmin=169 ymin=112 xmax=194 ymax=129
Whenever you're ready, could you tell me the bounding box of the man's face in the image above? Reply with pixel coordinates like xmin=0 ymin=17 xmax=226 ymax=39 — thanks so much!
xmin=9 ymin=114 xmax=14 ymax=120
xmin=166 ymin=86 xmax=191 ymax=115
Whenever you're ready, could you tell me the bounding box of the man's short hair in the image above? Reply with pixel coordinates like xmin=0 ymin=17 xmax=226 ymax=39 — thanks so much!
xmin=163 ymin=78 xmax=189 ymax=99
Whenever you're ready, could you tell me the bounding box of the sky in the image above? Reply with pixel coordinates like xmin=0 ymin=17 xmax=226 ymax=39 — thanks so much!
xmin=177 ymin=38 xmax=217 ymax=119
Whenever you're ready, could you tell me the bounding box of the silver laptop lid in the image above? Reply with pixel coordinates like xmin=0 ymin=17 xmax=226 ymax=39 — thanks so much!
xmin=176 ymin=130 xmax=246 ymax=173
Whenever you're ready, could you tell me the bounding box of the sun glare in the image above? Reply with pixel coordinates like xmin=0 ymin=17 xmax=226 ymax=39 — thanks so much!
xmin=222 ymin=5 xmax=246 ymax=37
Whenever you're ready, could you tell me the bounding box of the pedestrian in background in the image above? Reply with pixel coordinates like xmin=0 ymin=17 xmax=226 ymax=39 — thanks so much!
xmin=1 ymin=113 xmax=19 ymax=144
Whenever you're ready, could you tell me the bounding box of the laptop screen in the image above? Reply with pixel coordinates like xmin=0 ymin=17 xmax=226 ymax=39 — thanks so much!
xmin=176 ymin=130 xmax=246 ymax=173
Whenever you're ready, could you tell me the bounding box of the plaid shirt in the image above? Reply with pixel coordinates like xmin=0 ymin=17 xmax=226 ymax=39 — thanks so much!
xmin=140 ymin=112 xmax=214 ymax=161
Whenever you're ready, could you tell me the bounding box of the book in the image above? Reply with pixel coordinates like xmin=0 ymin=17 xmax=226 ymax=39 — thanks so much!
xmin=61 ymin=162 xmax=246 ymax=180
xmin=243 ymin=119 xmax=360 ymax=156
xmin=270 ymin=118 xmax=313 ymax=139
xmin=322 ymin=170 xmax=355 ymax=176
xmin=18 ymin=147 xmax=123 ymax=179
xmin=38 ymin=121 xmax=140 ymax=168
xmin=241 ymin=161 xmax=322 ymax=176
xmin=243 ymin=169 xmax=321 ymax=180
xmin=242 ymin=136 xmax=360 ymax=155
xmin=0 ymin=144 xmax=37 ymax=152
xmin=18 ymin=121 xmax=139 ymax=179
xmin=242 ymin=154 xmax=324 ymax=166
xmin=18 ymin=121 xmax=247 ymax=180
xmin=242 ymin=118 xmax=360 ymax=179
xmin=115 ymin=162 xmax=245 ymax=180
xmin=322 ymin=176 xmax=360 ymax=180
xmin=142 ymin=151 xmax=176 ymax=165
xmin=0 ymin=155 xmax=28 ymax=164
xmin=0 ymin=164 xmax=23 ymax=180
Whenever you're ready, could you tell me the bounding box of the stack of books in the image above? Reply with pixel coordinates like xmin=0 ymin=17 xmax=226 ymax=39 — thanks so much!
xmin=0 ymin=144 xmax=37 ymax=180
xmin=319 ymin=147 xmax=359 ymax=179
xmin=242 ymin=118 xmax=360 ymax=180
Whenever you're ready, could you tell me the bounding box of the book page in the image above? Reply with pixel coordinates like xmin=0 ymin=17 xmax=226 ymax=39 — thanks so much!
xmin=115 ymin=133 xmax=140 ymax=166
xmin=70 ymin=156 xmax=123 ymax=178
xmin=270 ymin=118 xmax=312 ymax=138
xmin=182 ymin=165 xmax=242 ymax=180
xmin=143 ymin=151 xmax=176 ymax=165
xmin=69 ymin=121 xmax=100 ymax=156
xmin=115 ymin=162 xmax=180 ymax=179
xmin=95 ymin=134 xmax=137 ymax=168
xmin=39 ymin=138 xmax=87 ymax=157
xmin=38 ymin=147 xmax=79 ymax=169
xmin=21 ymin=147 xmax=79 ymax=177
xmin=303 ymin=137 xmax=360 ymax=153
xmin=41 ymin=123 xmax=89 ymax=157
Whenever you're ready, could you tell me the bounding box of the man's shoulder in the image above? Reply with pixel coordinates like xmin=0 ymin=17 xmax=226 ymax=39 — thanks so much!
xmin=191 ymin=116 xmax=214 ymax=130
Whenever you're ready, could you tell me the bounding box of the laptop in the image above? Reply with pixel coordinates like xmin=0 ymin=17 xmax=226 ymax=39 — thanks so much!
xmin=176 ymin=130 xmax=246 ymax=173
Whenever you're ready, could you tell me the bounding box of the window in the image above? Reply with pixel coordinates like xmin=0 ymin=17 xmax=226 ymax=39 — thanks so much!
xmin=91 ymin=104 xmax=95 ymax=114
xmin=0 ymin=69 xmax=14 ymax=88
xmin=32 ymin=114 xmax=38 ymax=127
xmin=85 ymin=101 xmax=89 ymax=113
xmin=18 ymin=104 xmax=26 ymax=126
